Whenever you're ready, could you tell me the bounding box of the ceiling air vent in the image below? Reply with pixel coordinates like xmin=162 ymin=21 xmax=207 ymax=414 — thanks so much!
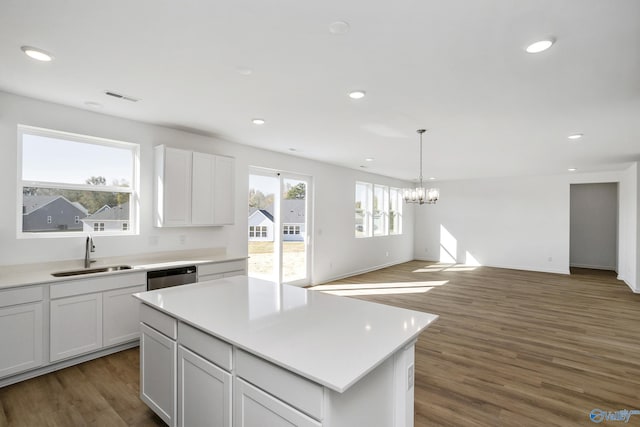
xmin=104 ymin=91 xmax=140 ymax=102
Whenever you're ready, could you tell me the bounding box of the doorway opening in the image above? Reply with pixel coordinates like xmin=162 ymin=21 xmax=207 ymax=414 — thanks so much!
xmin=569 ymin=183 xmax=618 ymax=273
xmin=247 ymin=168 xmax=311 ymax=286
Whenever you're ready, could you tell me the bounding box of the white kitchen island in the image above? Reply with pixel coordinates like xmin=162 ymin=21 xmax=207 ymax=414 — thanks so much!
xmin=133 ymin=275 xmax=438 ymax=427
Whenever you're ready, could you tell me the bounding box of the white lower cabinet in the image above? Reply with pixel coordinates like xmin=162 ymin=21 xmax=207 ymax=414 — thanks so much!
xmin=0 ymin=299 xmax=43 ymax=378
xmin=103 ymin=285 xmax=146 ymax=346
xmin=50 ymin=293 xmax=102 ymax=362
xmin=141 ymin=323 xmax=177 ymax=427
xmin=197 ymin=260 xmax=247 ymax=283
xmin=234 ymin=378 xmax=321 ymax=427
xmin=178 ymin=346 xmax=231 ymax=427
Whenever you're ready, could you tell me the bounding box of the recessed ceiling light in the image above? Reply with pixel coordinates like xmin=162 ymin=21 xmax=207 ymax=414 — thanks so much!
xmin=365 ymin=157 xmax=374 ymax=162
xmin=349 ymin=90 xmax=366 ymax=99
xmin=329 ymin=21 xmax=350 ymax=35
xmin=236 ymin=67 xmax=253 ymax=76
xmin=429 ymin=177 xmax=436 ymax=180
xmin=84 ymin=101 xmax=103 ymax=109
xmin=21 ymin=46 xmax=54 ymax=62
xmin=525 ymin=39 xmax=555 ymax=54
xmin=568 ymin=133 xmax=583 ymax=140
xmin=568 ymin=168 xmax=577 ymax=172
xmin=252 ymin=118 xmax=265 ymax=125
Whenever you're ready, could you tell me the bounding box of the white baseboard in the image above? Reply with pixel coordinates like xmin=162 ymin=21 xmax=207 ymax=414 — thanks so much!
xmin=313 ymin=257 xmax=413 ymax=285
xmin=570 ymin=263 xmax=617 ymax=271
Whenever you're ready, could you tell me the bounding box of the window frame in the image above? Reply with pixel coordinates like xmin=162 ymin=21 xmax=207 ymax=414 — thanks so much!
xmin=355 ymin=181 xmax=373 ymax=238
xmin=355 ymin=182 xmax=403 ymax=238
xmin=17 ymin=125 xmax=140 ymax=239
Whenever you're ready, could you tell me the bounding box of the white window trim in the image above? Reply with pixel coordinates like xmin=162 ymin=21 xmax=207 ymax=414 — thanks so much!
xmin=356 ymin=182 xmax=403 ymax=238
xmin=17 ymin=125 xmax=140 ymax=239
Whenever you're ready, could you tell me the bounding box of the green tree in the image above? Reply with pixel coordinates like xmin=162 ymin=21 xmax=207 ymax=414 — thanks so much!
xmin=249 ymin=189 xmax=275 ymax=209
xmin=285 ymin=183 xmax=305 ymax=199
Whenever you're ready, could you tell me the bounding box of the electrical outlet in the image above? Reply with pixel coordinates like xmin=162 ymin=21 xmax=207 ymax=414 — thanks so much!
xmin=407 ymin=364 xmax=414 ymax=390
xmin=548 ymin=256 xmax=553 ymax=262
xmin=179 ymin=235 xmax=186 ymax=245
xmin=385 ymin=251 xmax=389 ymax=257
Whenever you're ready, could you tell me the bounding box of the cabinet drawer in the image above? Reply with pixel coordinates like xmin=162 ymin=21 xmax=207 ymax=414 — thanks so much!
xmin=236 ymin=350 xmax=323 ymax=420
xmin=0 ymin=286 xmax=43 ymax=308
xmin=50 ymin=272 xmax=146 ymax=299
xmin=198 ymin=260 xmax=246 ymax=277
xmin=234 ymin=378 xmax=321 ymax=427
xmin=178 ymin=322 xmax=232 ymax=371
xmin=140 ymin=304 xmax=177 ymax=339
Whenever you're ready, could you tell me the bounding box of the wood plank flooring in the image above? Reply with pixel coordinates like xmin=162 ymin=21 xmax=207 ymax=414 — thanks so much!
xmin=1 ymin=262 xmax=639 ymax=426
xmin=312 ymin=263 xmax=640 ymax=427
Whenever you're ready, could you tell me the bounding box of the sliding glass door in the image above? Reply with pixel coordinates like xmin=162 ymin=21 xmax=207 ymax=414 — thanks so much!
xmin=248 ymin=168 xmax=311 ymax=286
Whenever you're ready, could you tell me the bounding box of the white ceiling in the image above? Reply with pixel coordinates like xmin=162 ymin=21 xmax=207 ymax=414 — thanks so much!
xmin=1 ymin=0 xmax=639 ymax=181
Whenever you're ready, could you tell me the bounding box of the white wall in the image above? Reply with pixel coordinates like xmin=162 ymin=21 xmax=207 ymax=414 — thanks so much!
xmin=414 ymin=167 xmax=639 ymax=291
xmin=569 ymin=183 xmax=618 ymax=270
xmin=0 ymin=91 xmax=414 ymax=284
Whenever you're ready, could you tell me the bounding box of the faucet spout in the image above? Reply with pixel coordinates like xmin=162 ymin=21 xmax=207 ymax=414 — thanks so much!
xmin=84 ymin=236 xmax=96 ymax=268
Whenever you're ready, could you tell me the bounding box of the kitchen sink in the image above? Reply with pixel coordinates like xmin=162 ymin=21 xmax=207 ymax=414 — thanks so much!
xmin=51 ymin=265 xmax=133 ymax=277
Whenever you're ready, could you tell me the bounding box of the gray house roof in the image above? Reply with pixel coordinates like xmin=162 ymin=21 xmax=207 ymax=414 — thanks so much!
xmin=282 ymin=199 xmax=304 ymax=223
xmin=248 ymin=200 xmax=304 ymax=224
xmin=84 ymin=202 xmax=130 ymax=220
xmin=23 ymin=195 xmax=88 ymax=215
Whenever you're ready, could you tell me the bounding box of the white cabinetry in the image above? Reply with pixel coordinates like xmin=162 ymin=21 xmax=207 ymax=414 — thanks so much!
xmin=0 ymin=287 xmax=44 ymax=378
xmin=156 ymin=146 xmax=192 ymax=226
xmin=49 ymin=273 xmax=145 ymax=362
xmin=103 ymin=284 xmax=146 ymax=346
xmin=197 ymin=259 xmax=247 ymax=282
xmin=234 ymin=379 xmax=321 ymax=427
xmin=50 ymin=293 xmax=102 ymax=362
xmin=178 ymin=346 xmax=231 ymax=427
xmin=155 ymin=145 xmax=235 ymax=227
xmin=140 ymin=303 xmax=178 ymax=426
xmin=141 ymin=322 xmax=176 ymax=427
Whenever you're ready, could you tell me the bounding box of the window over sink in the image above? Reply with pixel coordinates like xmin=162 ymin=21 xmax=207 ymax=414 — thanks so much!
xmin=17 ymin=125 xmax=140 ymax=238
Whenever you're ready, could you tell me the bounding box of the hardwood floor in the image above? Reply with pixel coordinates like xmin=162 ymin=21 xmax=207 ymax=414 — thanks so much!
xmin=0 ymin=348 xmax=164 ymax=427
xmin=312 ymin=262 xmax=640 ymax=427
xmin=1 ymin=262 xmax=638 ymax=426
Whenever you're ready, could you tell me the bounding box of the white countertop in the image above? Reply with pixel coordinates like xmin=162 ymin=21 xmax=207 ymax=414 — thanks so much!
xmin=133 ymin=275 xmax=438 ymax=393
xmin=0 ymin=248 xmax=246 ymax=289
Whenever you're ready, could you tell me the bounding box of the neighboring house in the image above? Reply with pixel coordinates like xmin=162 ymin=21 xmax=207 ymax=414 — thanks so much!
xmin=281 ymin=199 xmax=305 ymax=242
xmin=22 ymin=195 xmax=88 ymax=232
xmin=247 ymin=199 xmax=305 ymax=242
xmin=81 ymin=202 xmax=130 ymax=232
xmin=248 ymin=208 xmax=274 ymax=242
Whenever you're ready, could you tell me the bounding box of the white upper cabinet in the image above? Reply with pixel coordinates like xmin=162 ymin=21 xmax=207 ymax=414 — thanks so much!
xmin=155 ymin=145 xmax=234 ymax=227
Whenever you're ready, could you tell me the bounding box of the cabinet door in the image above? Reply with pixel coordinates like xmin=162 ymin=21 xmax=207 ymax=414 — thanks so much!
xmin=0 ymin=302 xmax=43 ymax=378
xmin=158 ymin=146 xmax=192 ymax=226
xmin=103 ymin=285 xmax=146 ymax=346
xmin=234 ymin=378 xmax=321 ymax=427
xmin=178 ymin=346 xmax=231 ymax=427
xmin=192 ymin=151 xmax=215 ymax=225
xmin=213 ymin=155 xmax=234 ymax=225
xmin=141 ymin=323 xmax=177 ymax=427
xmin=50 ymin=293 xmax=102 ymax=362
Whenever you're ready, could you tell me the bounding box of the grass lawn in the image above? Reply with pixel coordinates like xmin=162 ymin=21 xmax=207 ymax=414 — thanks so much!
xmin=248 ymin=241 xmax=306 ymax=281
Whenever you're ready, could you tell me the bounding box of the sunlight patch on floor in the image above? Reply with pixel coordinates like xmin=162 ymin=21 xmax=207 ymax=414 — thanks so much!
xmin=310 ymin=280 xmax=448 ymax=296
xmin=413 ymin=263 xmax=478 ymax=273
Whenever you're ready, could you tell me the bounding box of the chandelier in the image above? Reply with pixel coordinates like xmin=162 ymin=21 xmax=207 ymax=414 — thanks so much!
xmin=403 ymin=129 xmax=439 ymax=205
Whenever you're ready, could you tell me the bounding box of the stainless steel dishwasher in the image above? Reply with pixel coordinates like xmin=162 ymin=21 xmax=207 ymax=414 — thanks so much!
xmin=147 ymin=266 xmax=197 ymax=290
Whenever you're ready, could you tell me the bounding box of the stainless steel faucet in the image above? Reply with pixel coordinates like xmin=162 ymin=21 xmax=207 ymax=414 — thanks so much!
xmin=84 ymin=235 xmax=96 ymax=268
